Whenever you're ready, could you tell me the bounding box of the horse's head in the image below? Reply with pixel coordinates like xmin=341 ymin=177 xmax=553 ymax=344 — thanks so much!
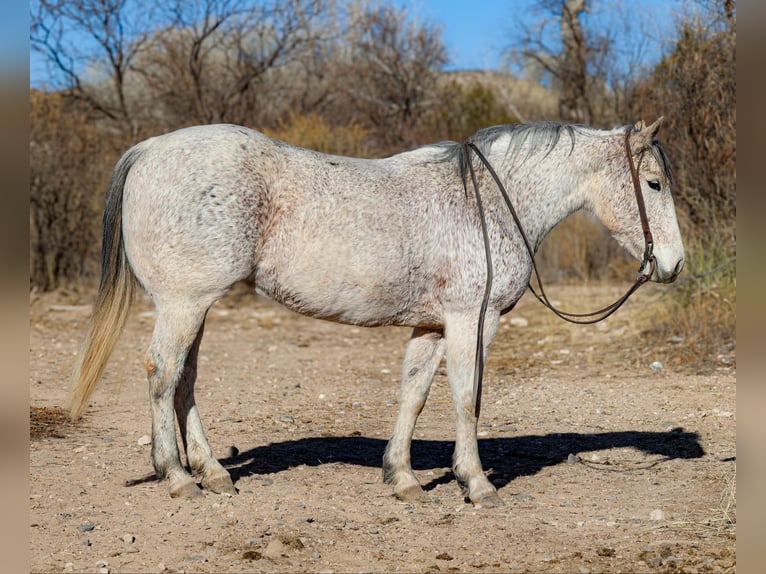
xmin=593 ymin=118 xmax=685 ymax=284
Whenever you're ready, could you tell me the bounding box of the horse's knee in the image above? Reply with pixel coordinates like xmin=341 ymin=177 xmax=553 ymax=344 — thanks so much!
xmin=145 ymin=358 xmax=158 ymax=378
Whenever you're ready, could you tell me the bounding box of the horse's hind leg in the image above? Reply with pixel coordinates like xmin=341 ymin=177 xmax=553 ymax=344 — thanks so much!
xmin=445 ymin=310 xmax=503 ymax=507
xmin=146 ymin=298 xmax=213 ymax=498
xmin=383 ymin=328 xmax=445 ymax=501
xmin=174 ymin=319 xmax=237 ymax=495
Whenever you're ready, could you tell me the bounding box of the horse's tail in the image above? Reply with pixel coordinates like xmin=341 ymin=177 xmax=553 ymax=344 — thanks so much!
xmin=69 ymin=143 xmax=146 ymax=421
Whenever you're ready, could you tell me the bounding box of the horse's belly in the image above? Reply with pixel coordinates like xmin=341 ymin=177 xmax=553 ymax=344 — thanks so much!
xmin=253 ymin=261 xmax=441 ymax=328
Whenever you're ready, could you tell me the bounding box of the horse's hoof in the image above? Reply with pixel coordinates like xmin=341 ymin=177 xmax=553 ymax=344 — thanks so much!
xmin=170 ymin=481 xmax=203 ymax=499
xmin=473 ymin=492 xmax=504 ymax=508
xmin=203 ymin=474 xmax=237 ymax=495
xmin=394 ymin=483 xmax=429 ymax=503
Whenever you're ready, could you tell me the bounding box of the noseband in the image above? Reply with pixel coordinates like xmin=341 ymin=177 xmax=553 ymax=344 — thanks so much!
xmin=462 ymin=127 xmax=656 ymax=417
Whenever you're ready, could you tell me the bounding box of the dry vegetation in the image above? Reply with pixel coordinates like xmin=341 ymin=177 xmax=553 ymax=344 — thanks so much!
xmin=30 ymin=0 xmax=735 ymax=370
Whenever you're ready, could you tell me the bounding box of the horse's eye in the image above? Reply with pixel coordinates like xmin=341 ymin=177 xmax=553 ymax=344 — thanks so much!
xmin=647 ymin=179 xmax=661 ymax=191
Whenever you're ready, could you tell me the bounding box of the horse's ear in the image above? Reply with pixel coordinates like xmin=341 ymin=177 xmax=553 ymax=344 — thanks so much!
xmin=630 ymin=117 xmax=663 ymax=152
xmin=645 ymin=116 xmax=664 ymax=138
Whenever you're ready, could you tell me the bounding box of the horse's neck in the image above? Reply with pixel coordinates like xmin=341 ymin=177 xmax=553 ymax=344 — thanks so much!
xmin=487 ymin=146 xmax=590 ymax=250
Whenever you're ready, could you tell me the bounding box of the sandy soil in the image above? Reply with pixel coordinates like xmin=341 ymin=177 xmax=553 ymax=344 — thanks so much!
xmin=29 ymin=284 xmax=736 ymax=573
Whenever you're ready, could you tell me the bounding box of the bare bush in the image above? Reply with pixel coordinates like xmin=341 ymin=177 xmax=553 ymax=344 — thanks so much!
xmin=30 ymin=91 xmax=124 ymax=291
xmin=31 ymin=0 xmax=156 ymax=140
xmin=341 ymin=1 xmax=447 ymax=151
xmin=421 ymin=78 xmax=518 ymax=143
xmin=134 ymin=0 xmax=332 ymax=129
xmin=535 ymin=213 xmax=634 ymax=283
xmin=632 ymin=3 xmax=736 ymax=236
xmin=263 ymin=111 xmax=371 ymax=156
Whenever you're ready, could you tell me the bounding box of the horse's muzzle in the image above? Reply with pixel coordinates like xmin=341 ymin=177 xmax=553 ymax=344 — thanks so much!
xmin=657 ymin=257 xmax=685 ymax=283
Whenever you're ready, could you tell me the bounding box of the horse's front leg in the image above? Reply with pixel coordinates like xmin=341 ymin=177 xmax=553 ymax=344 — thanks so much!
xmin=383 ymin=328 xmax=445 ymax=501
xmin=174 ymin=319 xmax=237 ymax=495
xmin=445 ymin=310 xmax=503 ymax=507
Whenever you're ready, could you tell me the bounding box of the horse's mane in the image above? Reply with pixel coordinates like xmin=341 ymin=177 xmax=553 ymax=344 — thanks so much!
xmin=430 ymin=121 xmax=672 ymax=185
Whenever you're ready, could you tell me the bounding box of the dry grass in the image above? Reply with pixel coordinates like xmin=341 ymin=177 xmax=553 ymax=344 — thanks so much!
xmin=536 ymin=212 xmax=635 ymax=284
xmin=263 ymin=112 xmax=372 ymax=158
xmin=642 ymin=233 xmax=735 ymax=370
xmin=712 ymin=466 xmax=737 ymax=534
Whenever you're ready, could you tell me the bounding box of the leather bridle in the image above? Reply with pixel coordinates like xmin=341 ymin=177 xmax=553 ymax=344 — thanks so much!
xmin=462 ymin=127 xmax=657 ymax=417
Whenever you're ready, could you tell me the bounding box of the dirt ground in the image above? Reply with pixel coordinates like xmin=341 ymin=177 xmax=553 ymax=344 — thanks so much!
xmin=29 ymin=284 xmax=736 ymax=573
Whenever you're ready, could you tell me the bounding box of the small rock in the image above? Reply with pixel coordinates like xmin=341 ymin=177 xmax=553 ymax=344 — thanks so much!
xmin=186 ymin=554 xmax=206 ymax=562
xmin=312 ymin=551 xmax=322 ymax=560
xmin=95 ymin=560 xmax=108 ymax=568
xmin=78 ymin=522 xmax=96 ymax=532
xmin=650 ymin=509 xmax=666 ymax=521
xmin=225 ymin=445 xmax=239 ymax=457
xmin=63 ymin=563 xmax=74 ymax=573
xmin=280 ymin=414 xmax=295 ymax=423
xmin=567 ymin=453 xmax=580 ymax=464
xmin=436 ymin=552 xmax=453 ymax=561
xmin=649 ymin=361 xmax=663 ymax=371
xmin=511 ymin=493 xmax=534 ymax=501
xmin=74 ymin=446 xmax=87 ymax=453
xmin=263 ymin=538 xmax=288 ymax=559
xmin=510 ymin=317 xmax=529 ymax=327
xmin=137 ymin=435 xmax=151 ymax=446
xmin=121 ymin=534 xmax=135 ymax=544
xmin=597 ymin=547 xmax=615 ymax=557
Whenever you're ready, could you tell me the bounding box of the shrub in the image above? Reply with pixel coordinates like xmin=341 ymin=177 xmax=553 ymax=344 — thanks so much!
xmin=263 ymin=112 xmax=372 ymax=157
xmin=30 ymin=91 xmax=124 ymax=291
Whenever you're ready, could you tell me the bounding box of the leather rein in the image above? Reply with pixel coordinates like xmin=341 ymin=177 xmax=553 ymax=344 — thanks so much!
xmin=462 ymin=128 xmax=657 ymax=418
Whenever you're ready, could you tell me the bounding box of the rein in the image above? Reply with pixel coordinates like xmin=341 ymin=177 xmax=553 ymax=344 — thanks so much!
xmin=461 ymin=128 xmax=657 ymax=418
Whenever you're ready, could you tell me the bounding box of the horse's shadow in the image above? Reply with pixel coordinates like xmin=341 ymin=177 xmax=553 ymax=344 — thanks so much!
xmin=221 ymin=428 xmax=704 ymax=492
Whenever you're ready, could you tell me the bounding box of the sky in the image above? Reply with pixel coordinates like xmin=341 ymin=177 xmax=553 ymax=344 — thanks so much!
xmin=391 ymin=0 xmax=683 ymax=72
xmin=29 ymin=0 xmax=686 ymax=88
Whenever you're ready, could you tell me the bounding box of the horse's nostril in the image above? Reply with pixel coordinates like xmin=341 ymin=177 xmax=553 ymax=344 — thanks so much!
xmin=674 ymin=259 xmax=685 ymax=275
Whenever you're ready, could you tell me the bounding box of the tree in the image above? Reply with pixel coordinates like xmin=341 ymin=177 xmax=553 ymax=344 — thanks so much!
xmin=342 ymin=2 xmax=448 ymax=150
xmin=31 ymin=0 xmax=155 ymax=140
xmin=135 ymin=0 xmax=332 ymax=128
xmin=507 ymin=0 xmax=655 ymax=125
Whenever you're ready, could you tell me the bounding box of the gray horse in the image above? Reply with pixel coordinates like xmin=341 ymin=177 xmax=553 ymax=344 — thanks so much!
xmin=70 ymin=119 xmax=684 ymax=506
